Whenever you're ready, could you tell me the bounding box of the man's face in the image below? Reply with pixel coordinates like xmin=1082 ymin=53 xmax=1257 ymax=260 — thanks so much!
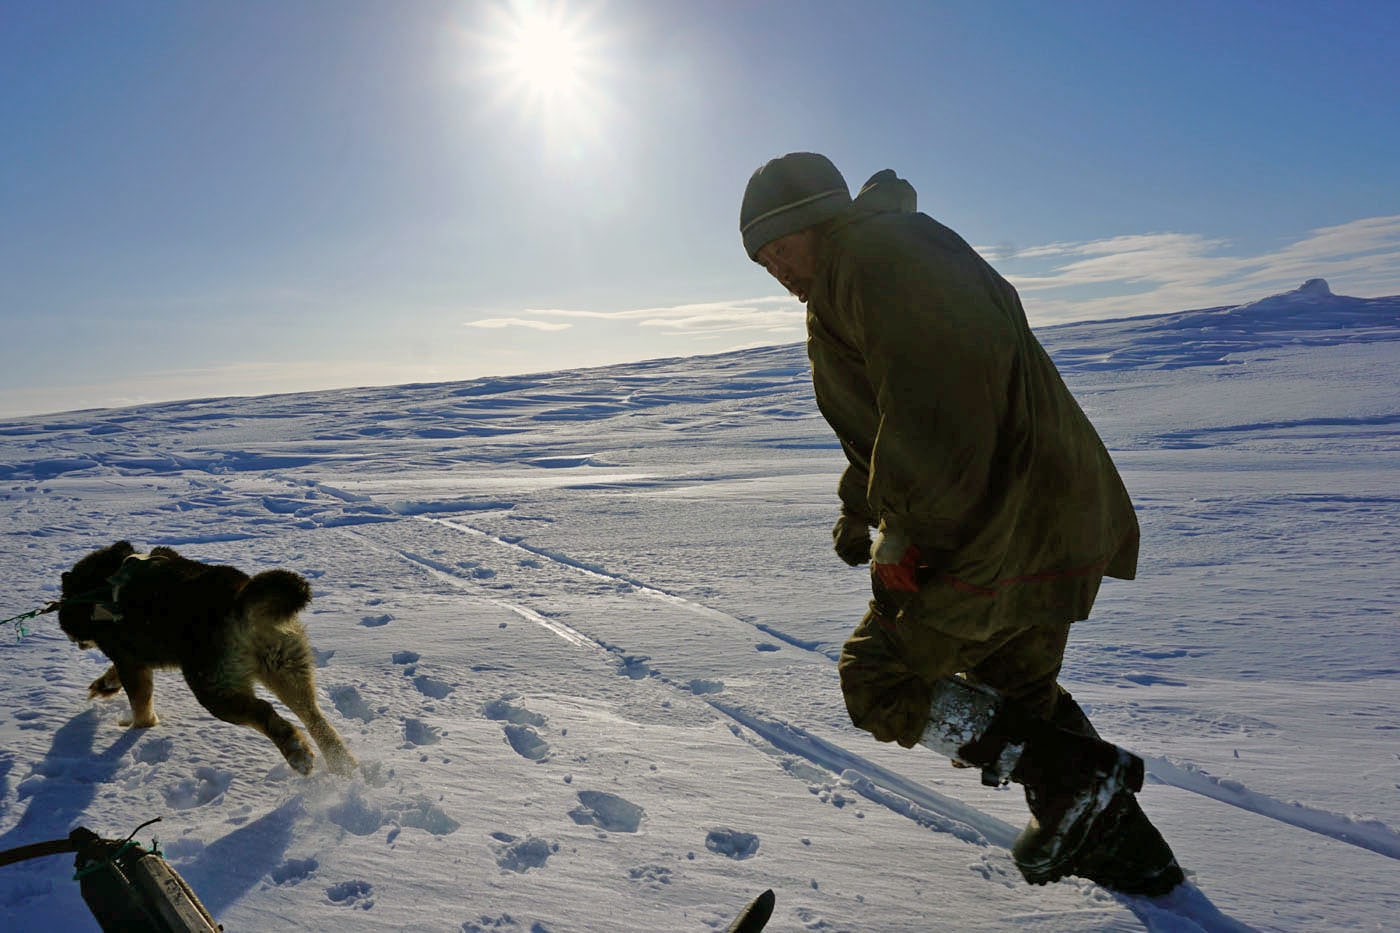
xmin=756 ymin=229 xmax=819 ymax=304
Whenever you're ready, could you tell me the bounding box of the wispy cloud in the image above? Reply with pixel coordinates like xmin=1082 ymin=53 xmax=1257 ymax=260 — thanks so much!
xmin=464 ymin=317 xmax=573 ymax=331
xmin=992 ymin=215 xmax=1400 ymax=324
xmin=468 ymin=296 xmax=805 ymax=338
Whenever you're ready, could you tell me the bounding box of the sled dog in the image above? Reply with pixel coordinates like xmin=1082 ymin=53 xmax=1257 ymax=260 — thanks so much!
xmin=57 ymin=541 xmax=356 ymax=775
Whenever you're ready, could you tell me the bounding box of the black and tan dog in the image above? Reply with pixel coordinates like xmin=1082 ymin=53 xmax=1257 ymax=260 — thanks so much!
xmin=58 ymin=541 xmax=356 ymax=776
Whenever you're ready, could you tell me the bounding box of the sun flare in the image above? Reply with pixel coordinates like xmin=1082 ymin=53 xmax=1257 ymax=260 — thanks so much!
xmin=478 ymin=0 xmax=609 ymax=133
xmin=503 ymin=10 xmax=586 ymax=98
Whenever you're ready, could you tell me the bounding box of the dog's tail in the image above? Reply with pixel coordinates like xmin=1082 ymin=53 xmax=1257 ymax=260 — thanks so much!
xmin=236 ymin=570 xmax=313 ymax=621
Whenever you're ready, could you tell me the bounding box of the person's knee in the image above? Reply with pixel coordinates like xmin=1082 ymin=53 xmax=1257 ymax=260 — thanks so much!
xmin=838 ymin=657 xmax=932 ymax=748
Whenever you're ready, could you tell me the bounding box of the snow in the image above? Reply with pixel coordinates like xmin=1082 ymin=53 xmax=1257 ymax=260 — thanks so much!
xmin=1 ymin=281 xmax=1397 ymax=932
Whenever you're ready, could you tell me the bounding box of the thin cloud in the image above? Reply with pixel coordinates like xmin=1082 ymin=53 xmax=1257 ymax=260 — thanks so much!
xmin=465 ymin=317 xmax=573 ymax=331
xmin=995 ymin=215 xmax=1400 ymax=324
xmin=475 ymin=296 xmax=805 ymax=337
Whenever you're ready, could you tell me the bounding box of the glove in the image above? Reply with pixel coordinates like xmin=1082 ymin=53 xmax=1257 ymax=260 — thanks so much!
xmin=831 ymin=512 xmax=872 ymax=566
xmin=871 ymin=525 xmax=921 ymax=593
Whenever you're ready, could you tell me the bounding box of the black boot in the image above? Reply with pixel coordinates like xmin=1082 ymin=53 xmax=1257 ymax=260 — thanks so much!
xmin=1040 ymin=695 xmax=1185 ymax=896
xmin=956 ymin=701 xmax=1145 ymax=887
xmin=1002 ymin=725 xmax=1144 ymax=886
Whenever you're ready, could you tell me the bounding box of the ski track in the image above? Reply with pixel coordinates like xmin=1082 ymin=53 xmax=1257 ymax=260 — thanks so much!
xmin=1144 ymin=756 xmax=1400 ymax=861
xmin=340 ymin=508 xmax=1392 ymax=930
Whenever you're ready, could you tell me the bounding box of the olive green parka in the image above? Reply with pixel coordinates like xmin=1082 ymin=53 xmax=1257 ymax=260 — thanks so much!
xmin=806 ymin=171 xmax=1139 ymax=640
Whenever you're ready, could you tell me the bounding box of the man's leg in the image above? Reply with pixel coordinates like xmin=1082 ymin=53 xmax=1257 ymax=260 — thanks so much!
xmin=839 ymin=611 xmax=1150 ymax=888
xmin=837 ymin=602 xmax=940 ymax=748
xmin=1045 ymin=692 xmax=1185 ymax=895
xmin=967 ymin=622 xmax=1070 ymax=718
xmin=968 ymin=631 xmax=1182 ymax=895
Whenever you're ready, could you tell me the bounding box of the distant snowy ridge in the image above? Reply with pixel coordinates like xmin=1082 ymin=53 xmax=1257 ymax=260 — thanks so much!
xmin=1039 ymin=279 xmax=1400 ymax=372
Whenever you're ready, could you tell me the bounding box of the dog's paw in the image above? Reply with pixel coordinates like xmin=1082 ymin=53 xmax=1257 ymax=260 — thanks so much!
xmin=284 ymin=736 xmax=316 ymax=776
xmin=88 ymin=668 xmax=123 ymax=698
xmin=120 ymin=714 xmax=160 ymax=728
xmin=325 ymin=747 xmax=360 ymax=777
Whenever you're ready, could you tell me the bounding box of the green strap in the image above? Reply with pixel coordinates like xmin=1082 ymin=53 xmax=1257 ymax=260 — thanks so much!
xmin=73 ymin=839 xmax=141 ymax=880
xmin=1 ymin=603 xmax=58 ymax=641
xmin=3 ymin=583 xmax=117 ymax=642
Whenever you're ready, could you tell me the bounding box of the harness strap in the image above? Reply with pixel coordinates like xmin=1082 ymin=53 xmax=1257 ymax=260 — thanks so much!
xmin=5 ymin=551 xmax=171 ymax=639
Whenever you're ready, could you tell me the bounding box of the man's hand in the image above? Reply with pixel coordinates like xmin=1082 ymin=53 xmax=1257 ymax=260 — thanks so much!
xmin=871 ymin=526 xmax=921 ymax=592
xmin=832 ymin=511 xmax=872 ymax=566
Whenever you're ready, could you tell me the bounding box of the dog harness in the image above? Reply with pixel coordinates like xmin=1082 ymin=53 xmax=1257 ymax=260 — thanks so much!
xmin=92 ymin=553 xmax=164 ymax=623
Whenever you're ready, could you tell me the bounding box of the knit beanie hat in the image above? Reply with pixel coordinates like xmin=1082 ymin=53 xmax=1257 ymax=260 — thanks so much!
xmin=740 ymin=152 xmax=851 ymax=261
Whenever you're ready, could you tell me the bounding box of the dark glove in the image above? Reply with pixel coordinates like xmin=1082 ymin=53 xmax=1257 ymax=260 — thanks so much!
xmin=871 ymin=525 xmax=921 ymax=592
xmin=831 ymin=511 xmax=873 ymax=566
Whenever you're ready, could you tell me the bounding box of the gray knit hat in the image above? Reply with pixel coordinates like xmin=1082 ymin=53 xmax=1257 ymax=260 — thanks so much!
xmin=740 ymin=152 xmax=851 ymax=261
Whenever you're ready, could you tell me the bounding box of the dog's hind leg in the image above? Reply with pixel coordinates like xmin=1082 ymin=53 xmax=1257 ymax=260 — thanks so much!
xmin=262 ymin=664 xmax=358 ymax=776
xmin=190 ymin=685 xmax=316 ymax=775
xmin=88 ymin=665 xmax=123 ymax=699
xmin=115 ymin=663 xmax=159 ymax=728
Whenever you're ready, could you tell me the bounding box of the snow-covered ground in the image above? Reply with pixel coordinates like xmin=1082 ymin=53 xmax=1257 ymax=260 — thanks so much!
xmin=1 ymin=280 xmax=1396 ymax=932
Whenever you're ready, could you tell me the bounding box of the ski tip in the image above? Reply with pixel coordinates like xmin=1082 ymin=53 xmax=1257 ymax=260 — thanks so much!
xmin=724 ymin=888 xmax=776 ymax=933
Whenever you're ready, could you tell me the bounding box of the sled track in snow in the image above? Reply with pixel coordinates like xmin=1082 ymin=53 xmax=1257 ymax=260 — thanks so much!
xmin=344 ymin=515 xmax=1400 ymax=872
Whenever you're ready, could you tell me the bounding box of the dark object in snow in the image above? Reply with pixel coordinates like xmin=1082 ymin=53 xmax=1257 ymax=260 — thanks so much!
xmin=724 ymin=888 xmax=775 ymax=933
xmin=0 ymin=820 xmax=220 ymax=932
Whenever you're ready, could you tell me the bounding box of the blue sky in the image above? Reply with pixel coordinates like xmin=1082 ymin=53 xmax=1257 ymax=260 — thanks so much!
xmin=2 ymin=0 xmax=1397 ymax=416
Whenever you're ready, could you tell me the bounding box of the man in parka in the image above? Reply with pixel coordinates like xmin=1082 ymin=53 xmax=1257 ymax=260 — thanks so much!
xmin=739 ymin=152 xmax=1183 ymax=895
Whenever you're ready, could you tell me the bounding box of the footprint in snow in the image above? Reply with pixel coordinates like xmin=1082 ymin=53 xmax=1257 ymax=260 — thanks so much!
xmin=13 ymin=710 xmax=47 ymax=731
xmin=403 ymin=717 xmax=442 ymax=746
xmin=270 ymin=857 xmax=319 ymax=886
xmin=481 ymin=696 xmax=545 ymax=727
xmin=489 ymin=832 xmax=558 ymax=873
xmin=569 ymin=791 xmax=645 ymax=833
xmin=326 ymin=879 xmax=373 ymax=909
xmin=462 ymin=915 xmax=524 ymax=932
xmin=705 ymin=828 xmax=760 ymax=860
xmin=503 ymin=724 xmax=550 ymax=761
xmin=413 ymin=675 xmax=454 ymax=699
xmin=133 ymin=735 xmax=175 ymax=764
xmin=615 ymin=654 xmax=652 ymax=680
xmin=627 ymin=865 xmax=673 ymax=887
xmin=328 ymin=685 xmax=377 ymax=722
xmin=386 ymin=796 xmax=460 ymax=836
xmin=160 ymin=766 xmax=232 ymax=810
xmin=360 ymin=614 xmax=392 ymax=628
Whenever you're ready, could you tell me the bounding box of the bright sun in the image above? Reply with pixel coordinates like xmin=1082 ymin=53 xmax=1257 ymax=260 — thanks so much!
xmin=503 ymin=10 xmax=586 ymax=98
xmin=479 ymin=1 xmax=606 ymax=123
